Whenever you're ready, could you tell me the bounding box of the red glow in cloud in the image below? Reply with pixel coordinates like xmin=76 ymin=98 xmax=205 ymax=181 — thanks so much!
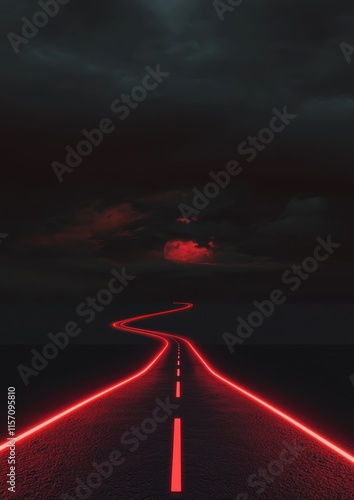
xmin=26 ymin=203 xmax=146 ymax=250
xmin=74 ymin=203 xmax=145 ymax=235
xmin=176 ymin=215 xmax=198 ymax=224
xmin=164 ymin=239 xmax=214 ymax=264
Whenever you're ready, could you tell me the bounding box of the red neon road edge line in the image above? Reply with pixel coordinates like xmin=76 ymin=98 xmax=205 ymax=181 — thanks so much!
xmin=3 ymin=302 xmax=354 ymax=468
xmin=0 ymin=340 xmax=168 ymax=452
xmin=171 ymin=418 xmax=182 ymax=492
xmin=114 ymin=303 xmax=354 ymax=466
xmin=0 ymin=303 xmax=191 ymax=453
xmin=185 ymin=341 xmax=354 ymax=464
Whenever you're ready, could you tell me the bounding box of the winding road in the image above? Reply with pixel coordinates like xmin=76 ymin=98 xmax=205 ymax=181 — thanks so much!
xmin=0 ymin=302 xmax=353 ymax=499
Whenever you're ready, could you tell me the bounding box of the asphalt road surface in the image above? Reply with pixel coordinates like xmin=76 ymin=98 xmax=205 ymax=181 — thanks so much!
xmin=1 ymin=303 xmax=353 ymax=499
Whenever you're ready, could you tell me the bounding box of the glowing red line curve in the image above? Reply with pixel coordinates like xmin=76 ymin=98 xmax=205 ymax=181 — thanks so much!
xmin=112 ymin=302 xmax=354 ymax=466
xmin=1 ymin=301 xmax=354 ymax=469
xmin=0 ymin=304 xmax=192 ymax=453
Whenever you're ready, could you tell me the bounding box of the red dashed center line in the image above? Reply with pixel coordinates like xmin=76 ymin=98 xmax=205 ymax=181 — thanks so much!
xmin=171 ymin=346 xmax=182 ymax=492
xmin=171 ymin=418 xmax=182 ymax=492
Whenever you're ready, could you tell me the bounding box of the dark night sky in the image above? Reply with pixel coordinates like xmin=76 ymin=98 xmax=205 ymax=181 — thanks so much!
xmin=1 ymin=0 xmax=354 ymax=304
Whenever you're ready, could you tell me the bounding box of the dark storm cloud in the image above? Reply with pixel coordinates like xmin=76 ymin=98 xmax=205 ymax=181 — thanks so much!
xmin=1 ymin=0 xmax=354 ymax=302
xmin=2 ymin=0 xmax=354 ymax=142
xmin=2 ymin=0 xmax=353 ymax=180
